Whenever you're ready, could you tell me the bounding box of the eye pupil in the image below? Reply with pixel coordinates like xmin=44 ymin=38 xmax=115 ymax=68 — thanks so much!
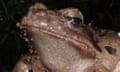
xmin=71 ymin=17 xmax=81 ymax=28
xmin=72 ymin=17 xmax=81 ymax=24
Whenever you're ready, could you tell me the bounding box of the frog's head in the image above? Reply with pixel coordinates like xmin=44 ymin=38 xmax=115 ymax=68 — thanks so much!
xmin=17 ymin=3 xmax=97 ymax=59
xmin=15 ymin=3 xmax=106 ymax=72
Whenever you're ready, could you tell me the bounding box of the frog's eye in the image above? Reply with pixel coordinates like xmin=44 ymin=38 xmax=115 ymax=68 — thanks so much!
xmin=71 ymin=17 xmax=82 ymax=27
xmin=64 ymin=16 xmax=82 ymax=31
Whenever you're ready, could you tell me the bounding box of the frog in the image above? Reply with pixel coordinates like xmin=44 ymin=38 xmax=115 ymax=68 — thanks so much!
xmin=12 ymin=3 xmax=120 ymax=72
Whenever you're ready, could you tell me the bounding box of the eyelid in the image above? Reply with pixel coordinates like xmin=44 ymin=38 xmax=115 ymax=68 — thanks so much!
xmin=64 ymin=15 xmax=72 ymax=21
xmin=64 ymin=15 xmax=81 ymax=23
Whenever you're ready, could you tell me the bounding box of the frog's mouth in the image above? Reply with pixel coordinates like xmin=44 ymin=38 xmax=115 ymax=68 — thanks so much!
xmin=24 ymin=24 xmax=91 ymax=49
xmin=20 ymin=24 xmax=97 ymax=58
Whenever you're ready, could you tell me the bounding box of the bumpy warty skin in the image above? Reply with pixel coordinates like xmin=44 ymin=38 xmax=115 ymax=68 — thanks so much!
xmin=12 ymin=3 xmax=120 ymax=72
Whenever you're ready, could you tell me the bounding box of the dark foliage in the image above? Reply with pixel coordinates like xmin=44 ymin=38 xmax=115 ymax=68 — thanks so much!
xmin=0 ymin=0 xmax=120 ymax=71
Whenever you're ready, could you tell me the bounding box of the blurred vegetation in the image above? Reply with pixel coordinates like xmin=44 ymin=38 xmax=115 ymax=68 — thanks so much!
xmin=0 ymin=0 xmax=120 ymax=72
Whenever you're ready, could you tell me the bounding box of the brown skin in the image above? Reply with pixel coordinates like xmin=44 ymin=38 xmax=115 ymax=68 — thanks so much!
xmin=13 ymin=3 xmax=120 ymax=72
xmin=87 ymin=25 xmax=120 ymax=72
xmin=94 ymin=29 xmax=120 ymax=72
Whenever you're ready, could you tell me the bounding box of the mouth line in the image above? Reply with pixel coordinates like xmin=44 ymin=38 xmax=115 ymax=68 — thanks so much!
xmin=29 ymin=25 xmax=87 ymax=44
xmin=38 ymin=27 xmax=102 ymax=53
xmin=25 ymin=25 xmax=95 ymax=51
xmin=33 ymin=26 xmax=97 ymax=58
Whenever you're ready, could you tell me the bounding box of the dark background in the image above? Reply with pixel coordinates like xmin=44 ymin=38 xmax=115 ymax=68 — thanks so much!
xmin=0 ymin=0 xmax=120 ymax=72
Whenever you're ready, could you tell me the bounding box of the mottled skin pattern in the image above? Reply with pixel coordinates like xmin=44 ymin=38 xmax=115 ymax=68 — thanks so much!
xmin=12 ymin=3 xmax=120 ymax=72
